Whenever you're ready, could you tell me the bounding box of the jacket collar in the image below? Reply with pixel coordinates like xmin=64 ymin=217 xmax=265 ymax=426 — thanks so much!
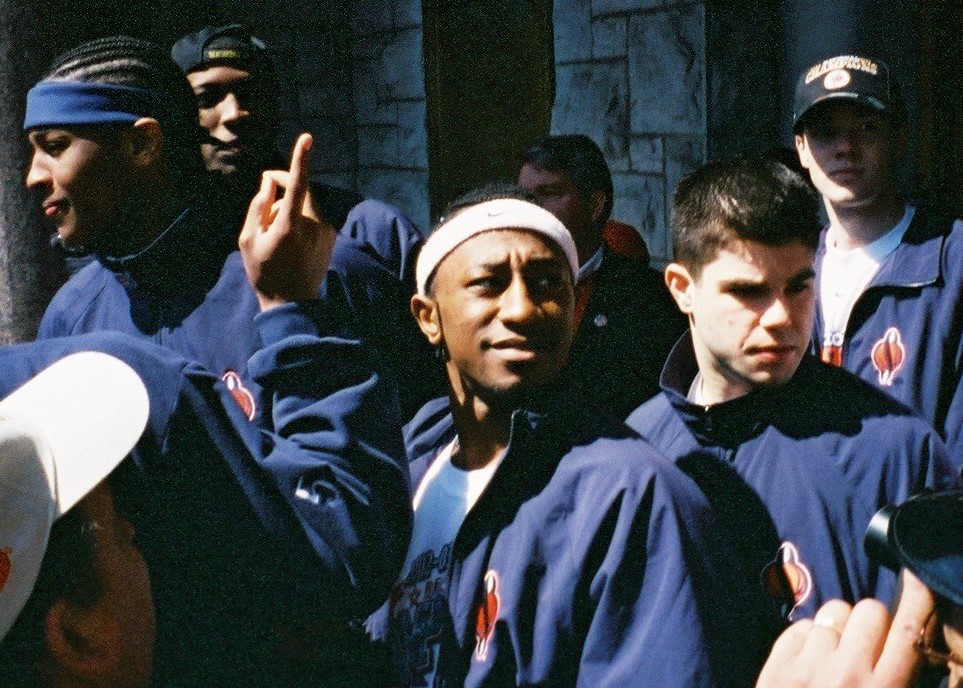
xmin=410 ymin=373 xmax=613 ymax=492
xmin=660 ymin=334 xmax=814 ymax=449
xmin=817 ymin=205 xmax=946 ymax=289
xmin=99 ymin=203 xmax=234 ymax=293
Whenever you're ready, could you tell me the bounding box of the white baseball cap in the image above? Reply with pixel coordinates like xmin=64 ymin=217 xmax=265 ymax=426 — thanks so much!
xmin=415 ymin=198 xmax=580 ymax=296
xmin=0 ymin=352 xmax=149 ymax=641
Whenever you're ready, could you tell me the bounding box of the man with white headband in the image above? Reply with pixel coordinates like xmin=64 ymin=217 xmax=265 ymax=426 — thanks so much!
xmin=369 ymin=185 xmax=770 ymax=686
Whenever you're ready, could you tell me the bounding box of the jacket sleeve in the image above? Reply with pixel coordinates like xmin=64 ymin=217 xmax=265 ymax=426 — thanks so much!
xmin=37 ymin=292 xmax=71 ymax=339
xmin=921 ymin=425 xmax=963 ymax=489
xmin=246 ymin=301 xmax=413 ymax=614
xmin=575 ymin=462 xmax=765 ymax=688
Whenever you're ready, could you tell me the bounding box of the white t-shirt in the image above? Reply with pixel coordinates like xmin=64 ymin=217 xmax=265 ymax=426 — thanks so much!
xmin=820 ymin=205 xmax=915 ymax=358
xmin=387 ymin=439 xmax=503 ymax=686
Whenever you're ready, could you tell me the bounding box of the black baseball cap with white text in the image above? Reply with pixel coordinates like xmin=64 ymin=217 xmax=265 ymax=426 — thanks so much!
xmin=793 ymin=54 xmax=905 ymax=132
xmin=171 ymin=23 xmax=273 ymax=75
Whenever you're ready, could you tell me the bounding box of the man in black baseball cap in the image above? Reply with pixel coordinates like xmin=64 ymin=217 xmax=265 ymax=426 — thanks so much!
xmin=792 ymin=54 xmax=905 ymax=131
xmin=172 ymin=24 xmax=281 ymax=189
xmin=172 ymin=23 xmax=443 ymax=412
xmin=794 ymin=53 xmax=963 ymax=469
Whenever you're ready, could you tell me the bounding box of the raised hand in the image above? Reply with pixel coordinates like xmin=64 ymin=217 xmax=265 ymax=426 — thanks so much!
xmin=239 ymin=133 xmax=336 ymax=311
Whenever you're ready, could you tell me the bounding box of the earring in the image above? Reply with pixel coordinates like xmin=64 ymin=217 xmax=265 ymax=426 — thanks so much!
xmin=435 ymin=341 xmax=449 ymax=362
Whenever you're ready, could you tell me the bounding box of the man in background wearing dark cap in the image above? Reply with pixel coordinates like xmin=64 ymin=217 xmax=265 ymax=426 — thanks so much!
xmin=794 ymin=54 xmax=963 ymax=466
xmin=171 ymin=24 xmax=361 ymax=233
xmin=172 ymin=24 xmax=442 ymax=419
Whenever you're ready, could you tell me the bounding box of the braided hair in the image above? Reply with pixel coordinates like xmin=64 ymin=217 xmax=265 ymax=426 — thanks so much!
xmin=42 ymin=35 xmax=204 ymax=185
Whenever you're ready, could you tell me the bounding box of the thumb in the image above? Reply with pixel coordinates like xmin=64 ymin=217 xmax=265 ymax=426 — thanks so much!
xmin=874 ymin=570 xmax=935 ymax=682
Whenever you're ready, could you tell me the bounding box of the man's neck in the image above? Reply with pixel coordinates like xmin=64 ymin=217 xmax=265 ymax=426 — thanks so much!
xmin=576 ymin=231 xmax=604 ymax=268
xmin=824 ymin=191 xmax=906 ymax=250
xmin=448 ymin=391 xmax=513 ymax=472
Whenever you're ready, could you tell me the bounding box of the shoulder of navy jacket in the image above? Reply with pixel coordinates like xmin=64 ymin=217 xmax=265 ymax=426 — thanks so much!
xmin=869 ymin=208 xmax=946 ymax=290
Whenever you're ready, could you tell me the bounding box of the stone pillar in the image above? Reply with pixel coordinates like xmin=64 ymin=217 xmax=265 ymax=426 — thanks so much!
xmin=552 ymin=0 xmax=707 ymax=264
xmin=352 ymin=0 xmax=429 ymax=231
xmin=0 ymin=6 xmax=65 ymax=343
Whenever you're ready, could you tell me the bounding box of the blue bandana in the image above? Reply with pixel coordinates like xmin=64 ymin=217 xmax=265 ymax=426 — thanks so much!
xmin=23 ymin=81 xmax=170 ymax=130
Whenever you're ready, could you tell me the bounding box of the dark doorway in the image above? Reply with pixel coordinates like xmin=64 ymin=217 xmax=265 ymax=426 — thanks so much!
xmin=916 ymin=2 xmax=963 ymax=214
xmin=422 ymin=0 xmax=554 ymax=220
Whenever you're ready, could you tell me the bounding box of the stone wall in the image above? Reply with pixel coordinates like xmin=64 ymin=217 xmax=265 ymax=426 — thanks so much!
xmin=270 ymin=0 xmax=714 ymax=251
xmin=350 ymin=0 xmax=430 ymax=231
xmin=552 ymin=0 xmax=707 ymax=263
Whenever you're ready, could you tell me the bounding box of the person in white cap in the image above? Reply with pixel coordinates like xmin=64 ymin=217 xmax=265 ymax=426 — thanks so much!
xmin=368 ymin=184 xmax=770 ymax=687
xmin=0 ymin=351 xmax=152 ymax=687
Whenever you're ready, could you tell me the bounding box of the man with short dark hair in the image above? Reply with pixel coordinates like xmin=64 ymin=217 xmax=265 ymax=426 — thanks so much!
xmin=627 ymin=158 xmax=959 ymax=625
xmin=371 ymin=186 xmax=771 ymax=686
xmin=793 ymin=54 xmax=963 ymax=467
xmin=517 ymin=134 xmax=686 ymax=419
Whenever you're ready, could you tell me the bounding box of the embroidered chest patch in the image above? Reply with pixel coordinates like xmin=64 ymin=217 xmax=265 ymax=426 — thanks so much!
xmin=222 ymin=370 xmax=256 ymax=421
xmin=762 ymin=541 xmax=813 ymax=620
xmin=474 ymin=569 xmax=500 ymax=662
xmin=870 ymin=327 xmax=906 ymax=386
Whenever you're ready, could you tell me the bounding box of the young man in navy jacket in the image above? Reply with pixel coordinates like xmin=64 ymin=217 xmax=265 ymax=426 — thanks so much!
xmin=371 ymin=186 xmax=772 ymax=687
xmin=0 ymin=134 xmax=410 ymax=686
xmin=170 ymin=24 xmax=440 ymax=419
xmin=26 ymin=35 xmax=438 ymax=422
xmin=793 ymin=54 xmax=963 ymax=467
xmin=627 ymin=158 xmax=959 ymax=625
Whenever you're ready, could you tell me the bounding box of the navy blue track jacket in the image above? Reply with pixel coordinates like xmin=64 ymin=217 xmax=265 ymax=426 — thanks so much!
xmin=813 ymin=205 xmax=963 ymax=469
xmin=2 ymin=304 xmax=412 ymax=685
xmin=628 ymin=335 xmax=960 ymax=622
xmin=38 ymin=199 xmax=442 ymax=421
xmin=373 ymin=384 xmax=772 ymax=687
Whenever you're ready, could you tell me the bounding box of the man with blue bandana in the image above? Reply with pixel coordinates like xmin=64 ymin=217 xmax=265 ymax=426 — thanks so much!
xmin=26 ymin=35 xmax=439 ymax=422
xmin=0 ymin=133 xmax=411 ymax=685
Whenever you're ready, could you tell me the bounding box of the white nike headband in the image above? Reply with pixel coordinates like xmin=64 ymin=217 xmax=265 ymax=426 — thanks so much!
xmin=416 ymin=198 xmax=580 ymax=296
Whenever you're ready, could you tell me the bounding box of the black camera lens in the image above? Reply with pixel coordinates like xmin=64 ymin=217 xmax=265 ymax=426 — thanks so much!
xmin=864 ymin=503 xmax=900 ymax=571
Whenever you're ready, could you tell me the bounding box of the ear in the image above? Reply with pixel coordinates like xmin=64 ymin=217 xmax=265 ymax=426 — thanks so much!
xmin=124 ymin=118 xmax=165 ymax=168
xmin=794 ymin=133 xmax=812 ymax=171
xmin=411 ymin=293 xmax=442 ymax=346
xmin=44 ymin=598 xmax=105 ymax=682
xmin=588 ymin=190 xmax=607 ymax=227
xmin=664 ymin=262 xmax=696 ymax=316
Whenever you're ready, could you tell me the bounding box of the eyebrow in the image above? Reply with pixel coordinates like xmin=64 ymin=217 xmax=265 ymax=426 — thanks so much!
xmin=718 ymin=268 xmax=815 ymax=291
xmin=476 ymin=255 xmax=566 ymax=270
